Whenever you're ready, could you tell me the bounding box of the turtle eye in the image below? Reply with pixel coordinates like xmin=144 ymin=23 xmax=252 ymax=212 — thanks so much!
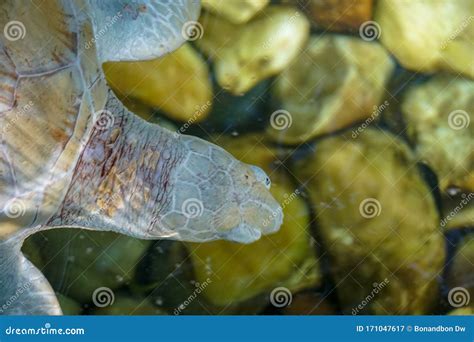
xmin=264 ymin=177 xmax=271 ymax=189
xmin=249 ymin=165 xmax=271 ymax=189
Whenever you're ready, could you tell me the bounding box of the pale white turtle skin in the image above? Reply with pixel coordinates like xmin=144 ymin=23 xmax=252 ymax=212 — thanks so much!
xmin=0 ymin=0 xmax=282 ymax=315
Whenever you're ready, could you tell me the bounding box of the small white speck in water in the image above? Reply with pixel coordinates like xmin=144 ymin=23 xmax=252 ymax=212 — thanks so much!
xmin=447 ymin=187 xmax=461 ymax=196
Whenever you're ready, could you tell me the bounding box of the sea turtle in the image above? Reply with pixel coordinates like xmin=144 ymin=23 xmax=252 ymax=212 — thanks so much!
xmin=0 ymin=0 xmax=283 ymax=315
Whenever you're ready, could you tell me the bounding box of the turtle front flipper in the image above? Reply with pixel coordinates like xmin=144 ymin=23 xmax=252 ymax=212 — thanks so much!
xmin=87 ymin=0 xmax=201 ymax=62
xmin=0 ymin=0 xmax=282 ymax=316
xmin=0 ymin=233 xmax=61 ymax=315
xmin=46 ymin=92 xmax=283 ymax=243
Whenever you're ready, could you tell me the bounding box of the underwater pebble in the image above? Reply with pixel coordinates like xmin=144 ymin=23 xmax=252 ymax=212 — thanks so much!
xmin=195 ymin=12 xmax=237 ymax=60
xmin=202 ymin=0 xmax=269 ymax=24
xmin=104 ymin=44 xmax=212 ymax=123
xmin=187 ymin=135 xmax=320 ymax=307
xmin=402 ymin=75 xmax=473 ymax=194
xmin=440 ymin=193 xmax=474 ymax=230
xmin=133 ymin=241 xmax=212 ymax=315
xmin=267 ymin=35 xmax=394 ymax=144
xmin=198 ymin=7 xmax=310 ymax=95
xmin=305 ymin=0 xmax=373 ymax=32
xmin=196 ymin=77 xmax=271 ymax=133
xmin=294 ymin=129 xmax=445 ymax=314
xmin=39 ymin=229 xmax=150 ymax=303
xmin=375 ymin=0 xmax=474 ymax=78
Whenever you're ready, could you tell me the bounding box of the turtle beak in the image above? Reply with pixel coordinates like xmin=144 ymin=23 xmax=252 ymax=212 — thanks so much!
xmin=220 ymin=223 xmax=262 ymax=244
xmin=218 ymin=201 xmax=283 ymax=244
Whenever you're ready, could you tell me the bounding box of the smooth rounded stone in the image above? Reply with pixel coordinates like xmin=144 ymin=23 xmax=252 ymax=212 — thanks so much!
xmin=202 ymin=0 xmax=269 ymax=24
xmin=138 ymin=241 xmax=272 ymax=315
xmin=194 ymin=78 xmax=271 ymax=134
xmin=37 ymin=229 xmax=150 ymax=303
xmin=133 ymin=240 xmax=221 ymax=315
xmin=57 ymin=294 xmax=82 ymax=315
xmin=266 ymin=35 xmax=394 ymax=144
xmin=375 ymin=0 xmax=474 ymax=78
xmin=186 ymin=134 xmax=321 ymax=307
xmin=446 ymin=235 xmax=474 ymax=309
xmin=376 ymin=68 xmax=431 ymax=137
xmin=402 ymin=76 xmax=474 ymax=194
xmin=294 ymin=129 xmax=445 ymax=314
xmin=305 ymin=0 xmax=373 ymax=32
xmin=197 ymin=7 xmax=310 ymax=95
xmin=195 ymin=12 xmax=237 ymax=60
xmin=104 ymin=44 xmax=212 ymax=123
xmin=136 ymin=241 xmax=265 ymax=315
xmin=130 ymin=240 xmax=246 ymax=316
xmin=91 ymin=294 xmax=166 ymax=315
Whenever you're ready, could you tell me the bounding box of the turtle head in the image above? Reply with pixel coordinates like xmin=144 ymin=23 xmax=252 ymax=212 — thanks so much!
xmin=221 ymin=161 xmax=283 ymax=243
xmin=166 ymin=135 xmax=283 ymax=244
